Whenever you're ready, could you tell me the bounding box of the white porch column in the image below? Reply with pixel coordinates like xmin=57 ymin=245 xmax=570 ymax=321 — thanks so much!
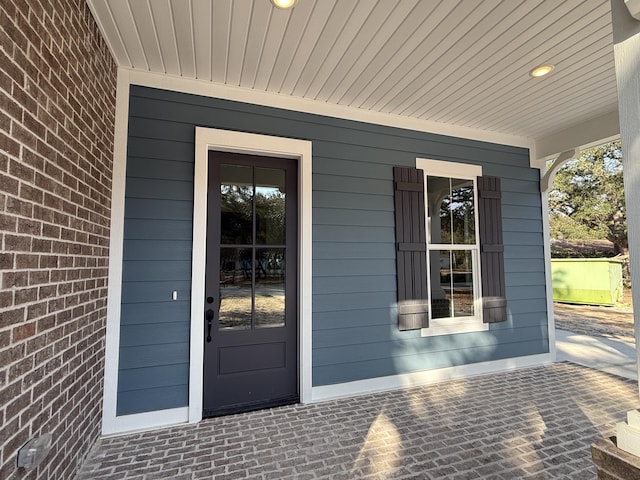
xmin=611 ymin=0 xmax=640 ymax=395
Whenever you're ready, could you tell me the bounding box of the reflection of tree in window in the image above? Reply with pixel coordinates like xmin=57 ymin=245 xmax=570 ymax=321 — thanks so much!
xmin=439 ymin=182 xmax=474 ymax=245
xmin=219 ymin=165 xmax=288 ymax=330
xmin=221 ymin=184 xmax=252 ymax=245
xmin=256 ymin=188 xmax=285 ymax=245
xmin=427 ymin=175 xmax=477 ymax=320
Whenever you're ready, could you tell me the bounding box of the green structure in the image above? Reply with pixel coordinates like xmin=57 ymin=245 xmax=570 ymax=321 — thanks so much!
xmin=551 ymin=258 xmax=624 ymax=306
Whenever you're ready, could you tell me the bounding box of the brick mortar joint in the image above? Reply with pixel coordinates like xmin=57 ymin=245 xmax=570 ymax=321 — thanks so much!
xmin=3 ymin=178 xmax=113 ymax=209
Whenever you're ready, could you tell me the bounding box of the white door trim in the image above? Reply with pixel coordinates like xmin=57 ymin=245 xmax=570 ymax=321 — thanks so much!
xmin=189 ymin=128 xmax=313 ymax=424
xmin=101 ymin=68 xmax=131 ymax=435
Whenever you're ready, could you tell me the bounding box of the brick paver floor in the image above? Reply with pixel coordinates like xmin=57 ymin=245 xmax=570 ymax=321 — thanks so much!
xmin=77 ymin=363 xmax=639 ymax=479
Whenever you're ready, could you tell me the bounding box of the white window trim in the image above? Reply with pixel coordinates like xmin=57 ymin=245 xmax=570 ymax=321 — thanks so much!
xmin=415 ymin=158 xmax=488 ymax=337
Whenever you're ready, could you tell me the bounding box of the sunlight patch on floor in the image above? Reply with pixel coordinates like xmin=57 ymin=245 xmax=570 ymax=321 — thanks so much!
xmin=351 ymin=412 xmax=400 ymax=477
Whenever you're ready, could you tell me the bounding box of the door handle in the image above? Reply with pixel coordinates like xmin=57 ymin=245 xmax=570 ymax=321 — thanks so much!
xmin=206 ymin=309 xmax=214 ymax=342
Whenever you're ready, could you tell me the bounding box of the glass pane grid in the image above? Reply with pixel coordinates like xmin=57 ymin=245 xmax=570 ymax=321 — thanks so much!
xmin=429 ymin=249 xmax=475 ymax=321
xmin=427 ymin=175 xmax=475 ymax=246
xmin=218 ymin=164 xmax=288 ymax=331
xmin=219 ymin=248 xmax=252 ymax=330
xmin=255 ymin=248 xmax=285 ymax=329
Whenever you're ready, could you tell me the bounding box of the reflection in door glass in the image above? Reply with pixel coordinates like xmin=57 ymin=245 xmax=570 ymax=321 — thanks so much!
xmin=255 ymin=249 xmax=285 ymax=328
xmin=221 ymin=165 xmax=253 ymax=245
xmin=255 ymin=168 xmax=286 ymax=245
xmin=219 ymin=248 xmax=252 ymax=330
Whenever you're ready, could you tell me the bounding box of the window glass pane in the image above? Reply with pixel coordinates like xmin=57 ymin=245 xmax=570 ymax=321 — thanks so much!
xmin=429 ymin=249 xmax=475 ymax=319
xmin=449 ymin=180 xmax=475 ymax=244
xmin=221 ymin=165 xmax=252 ymax=245
xmin=219 ymin=248 xmax=252 ymax=330
xmin=451 ymin=250 xmax=474 ymax=317
xmin=430 ymin=250 xmax=452 ymax=319
xmin=255 ymin=248 xmax=285 ymax=328
xmin=427 ymin=176 xmax=475 ymax=245
xmin=255 ymin=168 xmax=286 ymax=245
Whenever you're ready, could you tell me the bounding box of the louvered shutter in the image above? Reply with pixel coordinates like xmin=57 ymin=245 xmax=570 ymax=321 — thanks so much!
xmin=393 ymin=167 xmax=429 ymax=330
xmin=477 ymin=176 xmax=507 ymax=323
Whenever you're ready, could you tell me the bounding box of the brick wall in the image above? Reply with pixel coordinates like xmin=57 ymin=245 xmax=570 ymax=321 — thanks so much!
xmin=0 ymin=0 xmax=116 ymax=478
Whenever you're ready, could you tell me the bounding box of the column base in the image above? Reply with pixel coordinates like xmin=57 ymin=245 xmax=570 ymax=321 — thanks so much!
xmin=591 ymin=437 xmax=640 ymax=479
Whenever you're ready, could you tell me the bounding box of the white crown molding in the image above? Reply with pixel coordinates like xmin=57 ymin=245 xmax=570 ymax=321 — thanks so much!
xmin=124 ymin=68 xmax=534 ymax=151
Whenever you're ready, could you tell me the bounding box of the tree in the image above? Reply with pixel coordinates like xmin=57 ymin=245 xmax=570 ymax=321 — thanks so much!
xmin=549 ymin=140 xmax=627 ymax=254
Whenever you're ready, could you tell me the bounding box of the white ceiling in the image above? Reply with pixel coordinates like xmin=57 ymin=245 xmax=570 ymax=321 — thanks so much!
xmin=87 ymin=0 xmax=619 ymax=149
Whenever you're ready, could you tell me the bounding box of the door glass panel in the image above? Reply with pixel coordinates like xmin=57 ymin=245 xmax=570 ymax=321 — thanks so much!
xmin=221 ymin=165 xmax=253 ymax=245
xmin=219 ymin=248 xmax=252 ymax=330
xmin=255 ymin=248 xmax=285 ymax=328
xmin=255 ymin=168 xmax=286 ymax=245
xmin=429 ymin=249 xmax=475 ymax=319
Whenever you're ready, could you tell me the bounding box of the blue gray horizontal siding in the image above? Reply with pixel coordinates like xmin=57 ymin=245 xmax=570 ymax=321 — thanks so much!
xmin=117 ymin=85 xmax=548 ymax=414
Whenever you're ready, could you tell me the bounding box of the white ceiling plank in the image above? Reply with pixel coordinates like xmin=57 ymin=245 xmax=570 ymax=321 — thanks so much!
xmin=107 ymin=0 xmax=148 ymax=69
xmin=497 ymin=83 xmax=614 ymax=137
xmin=226 ymin=1 xmax=254 ymax=86
xmin=171 ymin=0 xmax=196 ymax=78
xmin=211 ymin=0 xmax=232 ymax=83
xmin=436 ymin=4 xmax=606 ymax=125
xmin=269 ymin=0 xmax=337 ymax=93
xmin=433 ymin=3 xmax=612 ymax=125
xmin=252 ymin=6 xmax=292 ymax=90
xmin=463 ymin=39 xmax=614 ymax=129
xmin=394 ymin=0 xmax=549 ymax=117
xmin=90 ymin=0 xmax=620 ymax=146
xmin=343 ymin=1 xmax=461 ymax=109
xmin=535 ymin=110 xmax=619 ymax=159
xmin=472 ymin=64 xmax=614 ymax=135
xmin=128 ymin=0 xmax=165 ymax=72
xmin=490 ymin=60 xmax=616 ymax=130
xmin=317 ymin=0 xmax=422 ymax=103
xmin=411 ymin=0 xmax=593 ymax=120
xmin=239 ymin=0 xmax=273 ymax=88
xmin=366 ymin=0 xmax=505 ymax=113
xmin=240 ymin=2 xmax=274 ymax=88
xmin=148 ymin=0 xmax=181 ymax=75
xmin=265 ymin=2 xmax=318 ymax=93
xmin=192 ymin=0 xmax=212 ymax=81
xmin=472 ymin=67 xmax=613 ymax=134
xmin=488 ymin=65 xmax=616 ymax=134
xmin=286 ymin=0 xmax=368 ymax=97
xmin=524 ymin=92 xmax=618 ymax=138
xmin=307 ymin=0 xmax=416 ymax=101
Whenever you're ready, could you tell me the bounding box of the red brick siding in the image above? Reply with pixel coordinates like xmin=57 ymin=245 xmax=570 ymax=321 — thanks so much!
xmin=0 ymin=0 xmax=116 ymax=478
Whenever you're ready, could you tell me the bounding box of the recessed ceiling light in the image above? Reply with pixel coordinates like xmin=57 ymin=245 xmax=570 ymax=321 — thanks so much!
xmin=271 ymin=0 xmax=296 ymax=8
xmin=530 ymin=65 xmax=554 ymax=78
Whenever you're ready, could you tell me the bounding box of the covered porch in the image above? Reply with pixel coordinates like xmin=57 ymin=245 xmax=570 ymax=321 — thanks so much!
xmin=3 ymin=0 xmax=640 ymax=479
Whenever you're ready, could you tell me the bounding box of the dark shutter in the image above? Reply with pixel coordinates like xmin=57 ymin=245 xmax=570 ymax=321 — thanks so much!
xmin=477 ymin=176 xmax=507 ymax=323
xmin=393 ymin=167 xmax=429 ymax=330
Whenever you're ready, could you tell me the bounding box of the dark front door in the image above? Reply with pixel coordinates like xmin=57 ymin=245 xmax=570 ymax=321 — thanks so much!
xmin=203 ymin=151 xmax=298 ymax=417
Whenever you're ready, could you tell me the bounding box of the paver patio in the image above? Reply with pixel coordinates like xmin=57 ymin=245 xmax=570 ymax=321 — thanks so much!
xmin=77 ymin=362 xmax=639 ymax=479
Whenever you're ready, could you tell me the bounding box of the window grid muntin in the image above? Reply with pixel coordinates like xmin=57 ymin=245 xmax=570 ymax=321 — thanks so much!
xmin=425 ymin=173 xmax=481 ymax=324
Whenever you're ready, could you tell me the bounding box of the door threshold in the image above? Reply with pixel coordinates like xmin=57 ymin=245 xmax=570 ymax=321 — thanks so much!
xmin=203 ymin=394 xmax=299 ymax=418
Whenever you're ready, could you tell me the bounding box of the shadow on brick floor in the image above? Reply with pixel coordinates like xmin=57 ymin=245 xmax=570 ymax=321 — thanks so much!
xmin=77 ymin=363 xmax=639 ymax=480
